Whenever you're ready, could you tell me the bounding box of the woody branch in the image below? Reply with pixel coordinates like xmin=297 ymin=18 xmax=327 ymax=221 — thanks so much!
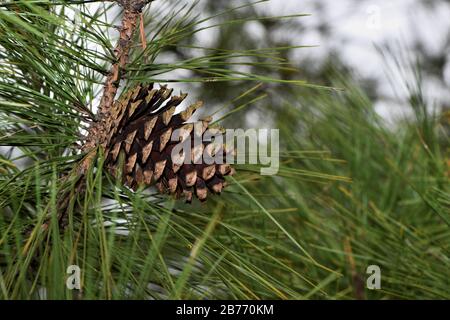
xmin=80 ymin=0 xmax=151 ymax=172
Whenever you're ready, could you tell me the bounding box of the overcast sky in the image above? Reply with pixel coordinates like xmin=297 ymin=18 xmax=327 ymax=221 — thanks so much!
xmin=256 ymin=0 xmax=450 ymax=119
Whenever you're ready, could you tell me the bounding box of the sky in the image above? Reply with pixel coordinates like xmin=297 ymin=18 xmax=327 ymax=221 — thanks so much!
xmin=254 ymin=0 xmax=450 ymax=120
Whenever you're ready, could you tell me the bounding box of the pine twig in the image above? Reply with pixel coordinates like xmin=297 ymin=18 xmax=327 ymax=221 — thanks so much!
xmin=27 ymin=0 xmax=151 ymax=236
xmin=80 ymin=0 xmax=152 ymax=173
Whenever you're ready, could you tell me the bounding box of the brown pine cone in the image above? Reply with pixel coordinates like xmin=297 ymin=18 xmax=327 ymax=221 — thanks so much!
xmin=104 ymin=83 xmax=235 ymax=202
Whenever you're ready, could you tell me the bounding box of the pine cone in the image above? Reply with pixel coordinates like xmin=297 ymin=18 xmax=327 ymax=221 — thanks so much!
xmin=104 ymin=83 xmax=235 ymax=202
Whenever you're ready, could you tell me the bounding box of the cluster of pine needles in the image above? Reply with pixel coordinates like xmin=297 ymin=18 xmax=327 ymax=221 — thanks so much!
xmin=0 ymin=0 xmax=448 ymax=299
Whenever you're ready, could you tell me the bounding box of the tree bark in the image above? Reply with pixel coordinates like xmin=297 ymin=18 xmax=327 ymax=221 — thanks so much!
xmin=80 ymin=0 xmax=151 ymax=173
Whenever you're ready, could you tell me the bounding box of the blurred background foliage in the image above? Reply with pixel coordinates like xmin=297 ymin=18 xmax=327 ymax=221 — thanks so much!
xmin=0 ymin=0 xmax=449 ymax=299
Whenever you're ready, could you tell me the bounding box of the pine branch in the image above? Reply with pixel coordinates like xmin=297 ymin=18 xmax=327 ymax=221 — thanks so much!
xmin=27 ymin=0 xmax=152 ymax=233
xmin=80 ymin=0 xmax=152 ymax=173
